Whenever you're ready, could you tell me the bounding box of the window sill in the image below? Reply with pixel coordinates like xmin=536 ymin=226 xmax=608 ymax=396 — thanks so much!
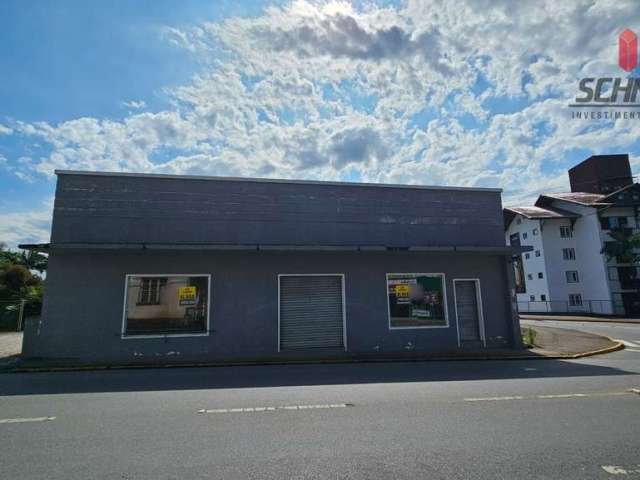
xmin=121 ymin=331 xmax=209 ymax=339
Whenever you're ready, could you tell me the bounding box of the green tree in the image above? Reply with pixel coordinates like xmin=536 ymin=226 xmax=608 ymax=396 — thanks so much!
xmin=601 ymin=229 xmax=640 ymax=264
xmin=0 ymin=243 xmax=47 ymax=330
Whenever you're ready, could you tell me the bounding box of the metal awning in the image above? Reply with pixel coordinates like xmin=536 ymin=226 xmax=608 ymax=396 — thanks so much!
xmin=18 ymin=242 xmax=531 ymax=255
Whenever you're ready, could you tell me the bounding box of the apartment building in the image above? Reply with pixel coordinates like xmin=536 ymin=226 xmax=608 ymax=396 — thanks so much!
xmin=504 ymin=154 xmax=640 ymax=316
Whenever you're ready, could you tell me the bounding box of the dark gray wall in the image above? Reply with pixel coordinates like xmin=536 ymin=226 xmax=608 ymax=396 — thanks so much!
xmin=24 ymin=249 xmax=515 ymax=363
xmin=51 ymin=173 xmax=505 ymax=247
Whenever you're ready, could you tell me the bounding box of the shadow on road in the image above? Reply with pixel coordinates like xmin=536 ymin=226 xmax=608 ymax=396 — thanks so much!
xmin=0 ymin=357 xmax=635 ymax=396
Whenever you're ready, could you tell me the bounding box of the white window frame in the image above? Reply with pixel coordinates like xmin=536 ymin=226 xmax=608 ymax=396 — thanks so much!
xmin=565 ymin=270 xmax=580 ymax=283
xmin=277 ymin=273 xmax=347 ymax=352
xmin=121 ymin=273 xmax=211 ymax=339
xmin=452 ymin=278 xmax=486 ymax=347
xmin=560 ymin=226 xmax=573 ymax=238
xmin=386 ymin=273 xmax=449 ymax=330
xmin=569 ymin=293 xmax=583 ymax=306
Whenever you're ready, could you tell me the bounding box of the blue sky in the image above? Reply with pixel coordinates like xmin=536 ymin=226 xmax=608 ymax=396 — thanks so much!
xmin=1 ymin=0 xmax=639 ymax=246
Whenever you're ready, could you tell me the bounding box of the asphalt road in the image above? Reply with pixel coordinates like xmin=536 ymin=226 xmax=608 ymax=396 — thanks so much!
xmin=1 ymin=321 xmax=639 ymax=480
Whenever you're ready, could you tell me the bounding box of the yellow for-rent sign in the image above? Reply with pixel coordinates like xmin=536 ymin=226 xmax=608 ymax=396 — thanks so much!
xmin=394 ymin=284 xmax=410 ymax=296
xmin=178 ymin=286 xmax=197 ymax=306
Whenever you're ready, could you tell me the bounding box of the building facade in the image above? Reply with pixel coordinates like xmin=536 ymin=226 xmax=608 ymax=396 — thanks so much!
xmin=504 ymin=154 xmax=640 ymax=316
xmin=21 ymin=170 xmax=523 ymax=365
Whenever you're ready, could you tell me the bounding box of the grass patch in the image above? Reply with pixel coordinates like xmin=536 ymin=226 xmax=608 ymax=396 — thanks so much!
xmin=522 ymin=327 xmax=538 ymax=348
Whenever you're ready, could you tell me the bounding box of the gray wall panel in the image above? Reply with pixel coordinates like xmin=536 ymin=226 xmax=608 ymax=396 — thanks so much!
xmin=23 ymin=249 xmax=515 ymax=363
xmin=51 ymin=174 xmax=505 ymax=247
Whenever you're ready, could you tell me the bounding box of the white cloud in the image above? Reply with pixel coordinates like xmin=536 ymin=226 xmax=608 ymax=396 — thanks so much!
xmin=4 ymin=0 xmax=640 ymax=214
xmin=0 ymin=199 xmax=53 ymax=249
xmin=122 ymin=100 xmax=147 ymax=110
xmin=0 ymin=124 xmax=12 ymax=135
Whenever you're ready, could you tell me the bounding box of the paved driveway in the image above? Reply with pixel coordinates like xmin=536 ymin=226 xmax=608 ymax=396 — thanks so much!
xmin=0 ymin=332 xmax=22 ymax=361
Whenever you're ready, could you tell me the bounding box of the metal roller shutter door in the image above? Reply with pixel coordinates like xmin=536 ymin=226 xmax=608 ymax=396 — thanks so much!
xmin=455 ymin=280 xmax=481 ymax=342
xmin=279 ymin=275 xmax=345 ymax=350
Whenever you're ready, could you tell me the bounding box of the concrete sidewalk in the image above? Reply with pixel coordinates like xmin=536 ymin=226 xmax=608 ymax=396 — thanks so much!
xmin=521 ymin=314 xmax=640 ymax=324
xmin=0 ymin=324 xmax=623 ymax=373
xmin=525 ymin=324 xmax=623 ymax=357
xmin=0 ymin=332 xmax=22 ymax=368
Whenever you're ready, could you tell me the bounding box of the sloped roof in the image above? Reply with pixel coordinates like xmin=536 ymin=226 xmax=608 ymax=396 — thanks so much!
xmin=601 ymin=183 xmax=640 ymax=203
xmin=536 ymin=192 xmax=609 ymax=207
xmin=504 ymin=206 xmax=580 ymax=219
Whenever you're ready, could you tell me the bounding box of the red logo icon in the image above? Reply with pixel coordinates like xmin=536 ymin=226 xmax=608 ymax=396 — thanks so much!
xmin=619 ymin=29 xmax=638 ymax=72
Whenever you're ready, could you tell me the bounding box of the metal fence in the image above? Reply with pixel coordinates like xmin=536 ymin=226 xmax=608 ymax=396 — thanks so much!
xmin=0 ymin=300 xmax=27 ymax=331
xmin=517 ymin=300 xmax=626 ymax=316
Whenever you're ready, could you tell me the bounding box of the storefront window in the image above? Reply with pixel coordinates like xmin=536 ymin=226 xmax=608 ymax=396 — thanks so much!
xmin=123 ymin=275 xmax=209 ymax=336
xmin=387 ymin=273 xmax=447 ymax=328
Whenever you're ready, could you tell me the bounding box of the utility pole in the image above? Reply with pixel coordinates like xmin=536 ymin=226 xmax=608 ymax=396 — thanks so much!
xmin=17 ymin=299 xmax=25 ymax=332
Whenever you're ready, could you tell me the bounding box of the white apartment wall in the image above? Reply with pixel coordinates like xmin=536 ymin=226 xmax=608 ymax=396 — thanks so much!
xmin=540 ymin=218 xmax=581 ymax=309
xmin=505 ymin=215 xmax=550 ymax=308
xmin=546 ymin=200 xmax=613 ymax=314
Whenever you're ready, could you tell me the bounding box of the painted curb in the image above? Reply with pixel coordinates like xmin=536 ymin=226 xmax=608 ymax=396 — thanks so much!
xmin=521 ymin=316 xmax=640 ymax=325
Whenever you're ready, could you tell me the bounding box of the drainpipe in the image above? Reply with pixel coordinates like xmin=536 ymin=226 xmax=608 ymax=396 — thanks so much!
xmin=504 ymin=255 xmax=524 ymax=349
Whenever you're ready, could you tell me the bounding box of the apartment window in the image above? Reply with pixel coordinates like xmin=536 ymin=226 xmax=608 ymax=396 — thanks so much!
xmin=538 ymin=272 xmax=544 ymax=279
xmin=562 ymin=248 xmax=576 ymax=260
xmin=617 ymin=266 xmax=640 ymax=289
xmin=560 ymin=226 xmax=573 ymax=238
xmin=527 ymin=273 xmax=533 ymax=280
xmin=540 ymin=294 xmax=546 ymax=301
xmin=516 ymin=218 xmax=522 ymax=225
xmin=137 ymin=278 xmax=165 ymax=305
xmin=608 ymin=266 xmax=619 ymax=281
xmin=566 ymin=271 xmax=580 ymax=283
xmin=530 ymin=295 xmax=535 ymax=301
xmin=525 ymin=253 xmax=530 ymax=259
xmin=523 ymin=232 xmax=528 ymax=239
xmin=535 ymin=250 xmax=541 ymax=257
xmin=532 ymin=228 xmax=539 ymax=236
xmin=569 ymin=294 xmax=583 ymax=306
xmin=123 ymin=275 xmax=210 ymax=336
xmin=387 ymin=273 xmax=447 ymax=328
xmin=600 ymin=216 xmax=628 ymax=230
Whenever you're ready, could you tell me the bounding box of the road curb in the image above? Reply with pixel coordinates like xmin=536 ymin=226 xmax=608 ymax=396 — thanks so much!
xmin=1 ymin=346 xmax=624 ymax=374
xmin=521 ymin=315 xmax=640 ymax=325
xmin=561 ymin=337 xmax=625 ymax=359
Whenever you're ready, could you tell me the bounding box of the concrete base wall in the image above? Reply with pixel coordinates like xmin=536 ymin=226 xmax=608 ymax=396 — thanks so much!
xmin=23 ymin=250 xmax=517 ymax=364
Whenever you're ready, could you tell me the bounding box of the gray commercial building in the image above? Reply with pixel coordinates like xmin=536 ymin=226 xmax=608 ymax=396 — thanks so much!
xmin=21 ymin=170 xmax=524 ymax=365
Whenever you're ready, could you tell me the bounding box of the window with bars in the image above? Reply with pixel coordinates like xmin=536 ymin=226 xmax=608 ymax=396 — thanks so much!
xmin=569 ymin=294 xmax=583 ymax=306
xmin=562 ymin=248 xmax=576 ymax=260
xmin=560 ymin=226 xmax=573 ymax=238
xmin=137 ymin=278 xmax=166 ymax=305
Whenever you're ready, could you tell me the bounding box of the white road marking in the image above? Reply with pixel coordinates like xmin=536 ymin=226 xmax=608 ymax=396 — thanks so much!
xmin=464 ymin=396 xmax=525 ymax=402
xmin=602 ymin=465 xmax=640 ymax=475
xmin=198 ymin=403 xmax=352 ymax=414
xmin=616 ymin=339 xmax=640 ymax=348
xmin=464 ymin=391 xmax=634 ymax=402
xmin=0 ymin=416 xmax=56 ymax=424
